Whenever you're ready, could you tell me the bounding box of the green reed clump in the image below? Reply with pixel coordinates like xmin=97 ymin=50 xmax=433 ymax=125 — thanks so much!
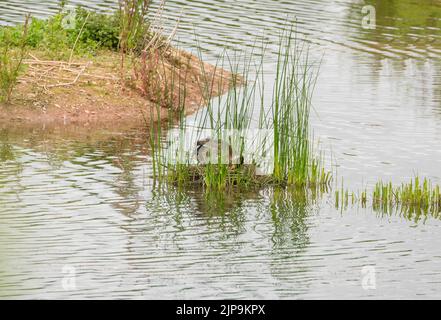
xmin=0 ymin=15 xmax=29 ymax=103
xmin=268 ymin=28 xmax=330 ymax=188
xmin=334 ymin=179 xmax=357 ymax=211
xmin=194 ymin=50 xmax=259 ymax=190
xmin=334 ymin=177 xmax=441 ymax=219
xmin=272 ymin=31 xmax=308 ymax=183
xmin=373 ymin=177 xmax=441 ymax=215
xmin=148 ymin=27 xmax=332 ymax=191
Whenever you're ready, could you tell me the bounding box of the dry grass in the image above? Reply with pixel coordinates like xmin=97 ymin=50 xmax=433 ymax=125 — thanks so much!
xmin=0 ymin=48 xmax=237 ymax=126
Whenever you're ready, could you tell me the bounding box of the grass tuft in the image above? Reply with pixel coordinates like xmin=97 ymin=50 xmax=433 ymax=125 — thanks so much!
xmin=335 ymin=177 xmax=441 ymax=218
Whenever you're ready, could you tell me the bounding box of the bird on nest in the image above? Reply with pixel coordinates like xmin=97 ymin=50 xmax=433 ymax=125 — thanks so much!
xmin=196 ymin=137 xmax=244 ymax=167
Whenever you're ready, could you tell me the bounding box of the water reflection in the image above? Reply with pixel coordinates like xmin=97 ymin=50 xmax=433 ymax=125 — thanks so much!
xmin=145 ymin=184 xmax=322 ymax=249
xmin=266 ymin=187 xmax=315 ymax=249
xmin=0 ymin=130 xmax=23 ymax=192
xmin=0 ymin=123 xmax=152 ymax=216
xmin=343 ymin=0 xmax=441 ymax=116
xmin=145 ymin=185 xmax=257 ymax=237
xmin=365 ymin=0 xmax=441 ymax=38
xmin=373 ymin=201 xmax=441 ymax=225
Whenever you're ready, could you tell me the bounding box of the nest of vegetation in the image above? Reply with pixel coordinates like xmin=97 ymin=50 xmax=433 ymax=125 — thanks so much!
xmin=164 ymin=164 xmax=328 ymax=190
xmin=171 ymin=164 xmax=263 ymax=185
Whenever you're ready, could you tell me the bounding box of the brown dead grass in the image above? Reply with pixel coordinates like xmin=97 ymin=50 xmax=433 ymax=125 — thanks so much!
xmin=0 ymin=48 xmax=237 ymax=127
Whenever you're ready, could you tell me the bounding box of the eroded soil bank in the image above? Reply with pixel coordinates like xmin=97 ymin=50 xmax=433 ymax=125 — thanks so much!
xmin=0 ymin=48 xmax=236 ymax=128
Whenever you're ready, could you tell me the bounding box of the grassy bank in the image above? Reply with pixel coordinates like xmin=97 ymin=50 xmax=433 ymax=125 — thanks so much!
xmin=0 ymin=1 xmax=235 ymax=125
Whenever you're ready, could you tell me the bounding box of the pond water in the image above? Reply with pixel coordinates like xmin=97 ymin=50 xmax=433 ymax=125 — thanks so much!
xmin=1 ymin=0 xmax=441 ymax=299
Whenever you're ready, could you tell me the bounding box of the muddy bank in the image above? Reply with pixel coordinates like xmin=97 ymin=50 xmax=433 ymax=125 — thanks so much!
xmin=0 ymin=48 xmax=236 ymax=127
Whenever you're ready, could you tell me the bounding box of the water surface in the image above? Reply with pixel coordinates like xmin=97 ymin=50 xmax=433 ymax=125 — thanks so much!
xmin=1 ymin=0 xmax=441 ymax=299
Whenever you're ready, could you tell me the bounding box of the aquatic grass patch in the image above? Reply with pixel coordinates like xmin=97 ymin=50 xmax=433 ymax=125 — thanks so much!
xmin=150 ymin=47 xmax=262 ymax=189
xmin=372 ymin=177 xmax=441 ymax=216
xmin=334 ymin=177 xmax=441 ymax=219
xmin=147 ymin=27 xmax=333 ymax=191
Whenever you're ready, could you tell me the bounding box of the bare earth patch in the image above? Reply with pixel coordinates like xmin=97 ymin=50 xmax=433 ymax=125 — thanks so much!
xmin=0 ymin=48 xmax=237 ymax=128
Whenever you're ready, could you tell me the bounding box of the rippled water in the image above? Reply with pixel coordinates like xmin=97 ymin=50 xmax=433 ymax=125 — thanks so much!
xmin=1 ymin=0 xmax=441 ymax=299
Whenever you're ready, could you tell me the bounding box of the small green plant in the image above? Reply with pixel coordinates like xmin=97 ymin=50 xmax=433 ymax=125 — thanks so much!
xmin=0 ymin=15 xmax=30 ymax=103
xmin=118 ymin=0 xmax=151 ymax=75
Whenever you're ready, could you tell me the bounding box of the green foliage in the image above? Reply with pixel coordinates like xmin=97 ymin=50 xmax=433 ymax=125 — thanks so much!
xmin=40 ymin=12 xmax=73 ymax=59
xmin=75 ymin=7 xmax=120 ymax=51
xmin=0 ymin=16 xmax=29 ymax=103
xmin=26 ymin=18 xmax=46 ymax=47
xmin=0 ymin=5 xmax=150 ymax=59
xmin=0 ymin=13 xmax=78 ymax=59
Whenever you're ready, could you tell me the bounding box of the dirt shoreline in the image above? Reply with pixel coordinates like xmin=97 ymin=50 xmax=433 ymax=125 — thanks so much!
xmin=0 ymin=49 xmax=236 ymax=128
